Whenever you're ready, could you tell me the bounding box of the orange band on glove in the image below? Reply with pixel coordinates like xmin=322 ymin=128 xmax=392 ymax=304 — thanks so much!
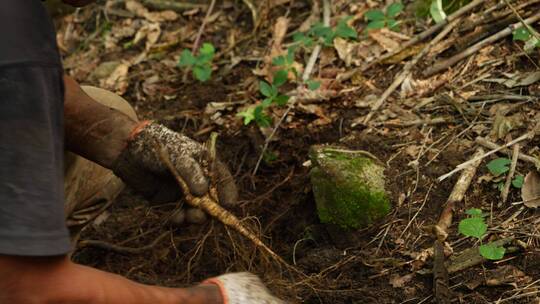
xmin=201 ymin=278 xmax=229 ymax=304
xmin=128 ymin=120 xmax=152 ymax=141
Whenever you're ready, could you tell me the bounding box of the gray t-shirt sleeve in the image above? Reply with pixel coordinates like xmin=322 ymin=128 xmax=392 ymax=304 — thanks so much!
xmin=0 ymin=0 xmax=71 ymax=256
xmin=0 ymin=65 xmax=71 ymax=256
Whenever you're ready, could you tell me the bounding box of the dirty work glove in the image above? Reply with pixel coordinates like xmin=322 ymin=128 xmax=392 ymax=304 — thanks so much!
xmin=203 ymin=272 xmax=286 ymax=304
xmin=112 ymin=122 xmax=238 ymax=206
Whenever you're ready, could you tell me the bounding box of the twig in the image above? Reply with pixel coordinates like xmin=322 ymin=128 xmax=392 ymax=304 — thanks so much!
xmin=191 ymin=0 xmax=216 ymax=53
xmin=434 ymin=148 xmax=484 ymax=241
xmin=433 ymin=240 xmax=451 ymax=304
xmin=475 ymin=136 xmax=540 ymax=167
xmin=424 ymin=11 xmax=540 ymax=76
xmin=501 ymin=144 xmax=520 ymax=205
xmin=140 ymin=0 xmax=207 ymax=11
xmin=438 ymin=131 xmax=536 ymax=181
xmin=79 ymin=231 xmax=169 ymax=254
xmin=503 ymin=0 xmax=540 ymax=42
xmin=360 ymin=18 xmax=460 ymax=125
xmin=252 ymin=0 xmax=331 ymax=176
xmin=242 ymin=0 xmax=259 ymax=29
xmin=338 ymin=0 xmax=488 ymax=81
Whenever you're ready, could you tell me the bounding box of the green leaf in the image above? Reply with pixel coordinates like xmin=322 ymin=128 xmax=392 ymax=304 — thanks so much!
xmin=430 ymin=0 xmax=447 ymax=23
xmin=465 ymin=208 xmax=486 ymax=218
xmin=512 ymin=175 xmax=524 ymax=188
xmin=335 ymin=18 xmax=358 ymax=40
xmin=487 ymin=158 xmax=512 ymax=176
xmin=259 ymin=81 xmax=275 ymax=97
xmin=458 ymin=217 xmax=487 ymax=239
xmin=293 ymin=32 xmax=314 ymax=47
xmin=272 ymin=56 xmax=287 ymax=66
xmin=237 ymin=108 xmax=255 ymax=125
xmin=497 ymin=181 xmax=505 ymax=192
xmin=261 ymin=97 xmax=273 ymax=108
xmin=273 ymin=70 xmax=289 ymax=87
xmin=254 ymin=106 xmax=272 ymax=127
xmin=365 ymin=9 xmax=385 ymax=21
xmin=513 ymin=27 xmax=532 ymax=41
xmin=197 ymin=43 xmax=215 ymax=63
xmin=387 ymin=19 xmax=400 ymax=32
xmin=286 ymin=47 xmax=296 ymax=65
xmin=306 ymin=80 xmax=321 ymax=90
xmin=193 ymin=65 xmax=212 ymax=81
xmin=479 ymin=244 xmax=506 ymax=260
xmin=366 ymin=20 xmax=386 ymax=31
xmin=274 ymin=94 xmax=290 ymax=106
xmin=387 ymin=2 xmax=404 ymax=18
xmin=178 ymin=50 xmax=197 ymax=67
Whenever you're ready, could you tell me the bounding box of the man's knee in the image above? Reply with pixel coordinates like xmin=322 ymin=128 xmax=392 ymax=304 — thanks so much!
xmin=80 ymin=86 xmax=139 ymax=122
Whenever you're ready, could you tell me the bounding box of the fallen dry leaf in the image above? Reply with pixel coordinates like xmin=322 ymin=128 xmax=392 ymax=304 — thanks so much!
xmin=369 ymin=30 xmax=400 ymax=53
xmin=101 ymin=61 xmax=131 ymax=95
xmin=389 ymin=273 xmax=414 ymax=288
xmin=334 ymin=37 xmax=356 ymax=67
xmin=522 ymin=171 xmax=540 ymax=208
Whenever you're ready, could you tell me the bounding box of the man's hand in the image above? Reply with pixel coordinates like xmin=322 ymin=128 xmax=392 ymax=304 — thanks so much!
xmin=203 ymin=272 xmax=285 ymax=304
xmin=112 ymin=123 xmax=238 ymax=206
xmin=62 ymin=0 xmax=96 ymax=7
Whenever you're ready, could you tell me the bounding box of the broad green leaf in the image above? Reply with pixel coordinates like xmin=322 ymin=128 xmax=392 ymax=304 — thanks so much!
xmin=259 ymin=81 xmax=274 ymax=97
xmin=310 ymin=23 xmax=334 ymax=38
xmin=366 ymin=20 xmax=386 ymax=30
xmin=237 ymin=108 xmax=255 ymax=125
xmin=387 ymin=19 xmax=400 ymax=31
xmin=193 ymin=65 xmax=212 ymax=81
xmin=387 ymin=2 xmax=404 ymax=18
xmin=306 ymin=80 xmax=321 ymax=90
xmin=479 ymin=244 xmax=506 ymax=260
xmin=273 ymin=70 xmax=289 ymax=87
xmin=335 ymin=18 xmax=358 ymax=40
xmin=261 ymin=97 xmax=273 ymax=108
xmin=465 ymin=208 xmax=486 ymax=218
xmin=272 ymin=56 xmax=287 ymax=66
xmin=274 ymin=94 xmax=290 ymax=106
xmin=178 ymin=50 xmax=196 ymax=66
xmin=458 ymin=217 xmax=487 ymax=239
xmin=293 ymin=32 xmax=314 ymax=47
xmin=487 ymin=158 xmax=512 ymax=176
xmin=198 ymin=43 xmax=215 ymax=62
xmin=430 ymin=0 xmax=447 ymax=23
xmin=512 ymin=175 xmax=524 ymax=188
xmin=286 ymin=47 xmax=297 ymax=65
xmin=365 ymin=9 xmax=385 ymax=21
xmin=513 ymin=27 xmax=532 ymax=41
xmin=254 ymin=106 xmax=272 ymax=127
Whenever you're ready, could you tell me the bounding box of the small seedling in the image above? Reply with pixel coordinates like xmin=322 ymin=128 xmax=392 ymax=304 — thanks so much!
xmin=486 ymin=158 xmax=523 ymax=191
xmin=458 ymin=208 xmax=505 ymax=260
xmin=294 ymin=16 xmax=357 ymax=47
xmin=365 ymin=2 xmax=404 ymax=31
xmin=178 ymin=43 xmax=215 ymax=82
xmin=513 ymin=26 xmax=540 ymax=52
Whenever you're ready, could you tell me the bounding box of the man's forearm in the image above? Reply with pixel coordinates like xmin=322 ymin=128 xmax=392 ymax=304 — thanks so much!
xmin=64 ymin=76 xmax=139 ymax=169
xmin=0 ymin=255 xmax=222 ymax=304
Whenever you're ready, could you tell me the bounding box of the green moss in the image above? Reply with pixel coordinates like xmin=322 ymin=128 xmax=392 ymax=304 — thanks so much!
xmin=310 ymin=146 xmax=391 ymax=229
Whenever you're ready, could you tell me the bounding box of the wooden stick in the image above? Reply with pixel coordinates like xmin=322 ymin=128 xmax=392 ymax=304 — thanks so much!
xmin=438 ymin=131 xmax=535 ymax=181
xmin=434 ymin=148 xmax=484 ymax=241
xmin=475 ymin=137 xmax=540 ymax=167
xmin=501 ymin=144 xmax=520 ymax=205
xmin=423 ymin=11 xmax=540 ymax=77
xmin=360 ymin=18 xmax=460 ymax=125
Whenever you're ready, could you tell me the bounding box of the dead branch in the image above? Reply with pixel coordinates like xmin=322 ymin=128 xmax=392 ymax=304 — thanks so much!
xmin=434 ymin=148 xmax=484 ymax=242
xmin=191 ymin=0 xmax=216 ymax=53
xmin=501 ymin=144 xmax=520 ymax=205
xmin=433 ymin=240 xmax=451 ymax=304
xmin=140 ymin=0 xmax=207 ymax=11
xmin=424 ymin=11 xmax=540 ymax=77
xmin=438 ymin=131 xmax=536 ymax=181
xmin=475 ymin=136 xmax=540 ymax=167
xmin=359 ymin=18 xmax=460 ymax=125
xmin=447 ymin=238 xmax=515 ymax=273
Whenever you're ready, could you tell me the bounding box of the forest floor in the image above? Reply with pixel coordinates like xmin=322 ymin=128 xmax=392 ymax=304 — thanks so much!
xmin=55 ymin=0 xmax=540 ymax=303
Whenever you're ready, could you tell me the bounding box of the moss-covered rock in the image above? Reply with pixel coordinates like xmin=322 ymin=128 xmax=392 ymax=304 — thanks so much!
xmin=309 ymin=145 xmax=390 ymax=229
